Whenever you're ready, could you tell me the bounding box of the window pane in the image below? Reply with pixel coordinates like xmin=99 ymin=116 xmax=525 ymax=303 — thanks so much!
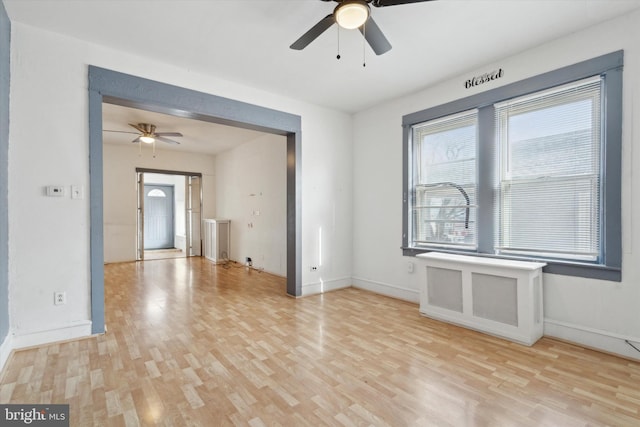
xmin=411 ymin=110 xmax=477 ymax=249
xmin=496 ymin=77 xmax=601 ymax=261
xmin=499 ymin=178 xmax=599 ymax=259
xmin=148 ymin=189 xmax=167 ymax=198
xmin=508 ymin=99 xmax=597 ymax=178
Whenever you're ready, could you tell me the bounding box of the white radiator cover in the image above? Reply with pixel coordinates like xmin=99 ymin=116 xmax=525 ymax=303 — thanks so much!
xmin=203 ymin=219 xmax=230 ymax=263
xmin=417 ymin=253 xmax=546 ymax=346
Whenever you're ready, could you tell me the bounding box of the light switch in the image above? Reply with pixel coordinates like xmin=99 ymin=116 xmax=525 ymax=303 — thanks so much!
xmin=71 ymin=185 xmax=84 ymax=199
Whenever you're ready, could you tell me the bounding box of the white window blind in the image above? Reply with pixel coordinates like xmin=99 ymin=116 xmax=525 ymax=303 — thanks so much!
xmin=411 ymin=110 xmax=478 ymax=249
xmin=495 ymin=76 xmax=602 ymax=261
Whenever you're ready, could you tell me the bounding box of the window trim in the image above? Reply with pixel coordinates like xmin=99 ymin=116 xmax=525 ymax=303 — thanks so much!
xmin=402 ymin=51 xmax=623 ymax=282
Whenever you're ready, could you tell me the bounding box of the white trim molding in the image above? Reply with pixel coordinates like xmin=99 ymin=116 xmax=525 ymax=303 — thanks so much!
xmin=351 ymin=277 xmax=419 ymax=303
xmin=544 ymin=319 xmax=640 ymax=361
xmin=0 ymin=332 xmax=12 ymax=378
xmin=11 ymin=321 xmax=92 ymax=350
xmin=302 ymin=276 xmax=351 ymax=297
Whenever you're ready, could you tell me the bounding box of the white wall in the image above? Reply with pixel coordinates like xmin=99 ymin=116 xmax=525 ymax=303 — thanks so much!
xmin=215 ymin=134 xmax=287 ymax=276
xmin=103 ymin=145 xmax=215 ymax=263
xmin=353 ymin=10 xmax=640 ymax=360
xmin=8 ymin=23 xmax=353 ymax=348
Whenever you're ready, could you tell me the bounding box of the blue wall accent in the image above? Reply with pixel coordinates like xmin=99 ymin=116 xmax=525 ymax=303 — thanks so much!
xmin=0 ymin=1 xmax=11 ymax=344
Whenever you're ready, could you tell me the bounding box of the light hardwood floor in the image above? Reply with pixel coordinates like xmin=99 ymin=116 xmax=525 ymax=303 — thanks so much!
xmin=143 ymin=249 xmax=185 ymax=260
xmin=1 ymin=258 xmax=640 ymax=426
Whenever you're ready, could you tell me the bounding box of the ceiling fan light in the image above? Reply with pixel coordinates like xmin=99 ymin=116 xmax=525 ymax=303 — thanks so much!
xmin=335 ymin=1 xmax=370 ymax=30
xmin=140 ymin=136 xmax=155 ymax=144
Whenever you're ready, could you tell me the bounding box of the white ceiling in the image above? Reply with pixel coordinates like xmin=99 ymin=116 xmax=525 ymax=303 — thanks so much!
xmin=102 ymin=103 xmax=269 ymax=155
xmin=6 ymin=0 xmax=640 ymax=154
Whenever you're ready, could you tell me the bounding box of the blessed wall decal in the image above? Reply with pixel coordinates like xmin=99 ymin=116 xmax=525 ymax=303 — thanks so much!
xmin=465 ymin=69 xmax=504 ymax=89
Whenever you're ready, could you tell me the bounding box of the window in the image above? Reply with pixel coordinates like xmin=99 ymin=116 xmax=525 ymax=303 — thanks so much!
xmin=495 ymin=77 xmax=602 ymax=261
xmin=147 ymin=189 xmax=167 ymax=198
xmin=402 ymin=51 xmax=623 ymax=281
xmin=411 ymin=110 xmax=478 ymax=250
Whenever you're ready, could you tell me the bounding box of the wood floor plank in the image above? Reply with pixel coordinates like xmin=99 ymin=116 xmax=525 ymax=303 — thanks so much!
xmin=1 ymin=257 xmax=640 ymax=425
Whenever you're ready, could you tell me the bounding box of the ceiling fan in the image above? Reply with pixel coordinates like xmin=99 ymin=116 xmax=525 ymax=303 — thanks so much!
xmin=290 ymin=0 xmax=435 ymax=56
xmin=104 ymin=123 xmax=183 ymax=145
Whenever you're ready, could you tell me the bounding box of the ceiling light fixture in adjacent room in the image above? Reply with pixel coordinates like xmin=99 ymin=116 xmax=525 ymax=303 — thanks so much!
xmin=139 ymin=135 xmax=155 ymax=144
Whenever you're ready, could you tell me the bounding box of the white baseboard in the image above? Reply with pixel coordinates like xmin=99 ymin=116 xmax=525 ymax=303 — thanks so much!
xmin=11 ymin=321 xmax=93 ymax=350
xmin=351 ymin=276 xmax=419 ymax=303
xmin=0 ymin=332 xmax=13 ymax=379
xmin=302 ymin=276 xmax=351 ymax=296
xmin=259 ymin=268 xmax=286 ymax=278
xmin=544 ymin=319 xmax=640 ymax=361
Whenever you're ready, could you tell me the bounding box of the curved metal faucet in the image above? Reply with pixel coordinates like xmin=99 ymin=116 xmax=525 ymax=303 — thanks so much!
xmin=421 ymin=181 xmax=470 ymax=229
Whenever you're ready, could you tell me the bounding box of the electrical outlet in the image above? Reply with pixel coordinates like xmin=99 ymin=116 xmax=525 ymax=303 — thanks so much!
xmin=407 ymin=261 xmax=414 ymax=273
xmin=310 ymin=266 xmax=318 ymax=272
xmin=54 ymin=291 xmax=66 ymax=305
xmin=46 ymin=186 xmax=65 ymax=197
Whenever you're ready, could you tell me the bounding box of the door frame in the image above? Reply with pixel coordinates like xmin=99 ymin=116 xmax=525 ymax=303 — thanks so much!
xmin=89 ymin=67 xmax=302 ymax=334
xmin=142 ymin=183 xmax=175 ymax=250
xmin=136 ymin=168 xmax=203 ymax=260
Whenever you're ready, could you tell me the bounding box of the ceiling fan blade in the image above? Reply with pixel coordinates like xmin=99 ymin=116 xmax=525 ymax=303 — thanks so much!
xmin=129 ymin=123 xmax=146 ymax=133
xmin=359 ymin=17 xmax=392 ymax=55
xmin=154 ymin=132 xmax=183 ymax=137
xmin=371 ymin=0 xmax=435 ymax=7
xmin=103 ymin=130 xmax=139 ymax=135
xmin=290 ymin=14 xmax=336 ymax=50
xmin=132 ymin=137 xmax=142 ymax=143
xmin=155 ymin=136 xmax=181 ymax=145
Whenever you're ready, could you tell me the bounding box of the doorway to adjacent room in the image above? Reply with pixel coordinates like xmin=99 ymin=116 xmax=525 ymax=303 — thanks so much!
xmin=136 ymin=169 xmax=202 ymax=261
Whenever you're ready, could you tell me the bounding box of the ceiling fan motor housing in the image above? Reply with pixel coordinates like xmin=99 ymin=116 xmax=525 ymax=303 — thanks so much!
xmin=138 ymin=123 xmax=156 ymax=135
xmin=293 ymin=0 xmax=432 ymax=55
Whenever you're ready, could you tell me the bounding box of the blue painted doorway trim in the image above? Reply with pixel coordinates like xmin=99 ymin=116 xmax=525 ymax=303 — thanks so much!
xmin=88 ymin=66 xmax=302 ymax=334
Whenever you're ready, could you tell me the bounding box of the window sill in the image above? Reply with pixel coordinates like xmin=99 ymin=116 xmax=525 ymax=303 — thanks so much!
xmin=402 ymin=247 xmax=621 ymax=282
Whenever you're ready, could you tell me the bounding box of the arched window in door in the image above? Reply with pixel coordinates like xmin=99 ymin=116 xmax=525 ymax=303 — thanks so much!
xmin=147 ymin=189 xmax=166 ymax=197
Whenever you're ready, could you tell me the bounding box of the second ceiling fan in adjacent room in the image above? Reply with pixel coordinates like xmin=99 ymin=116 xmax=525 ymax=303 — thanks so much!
xmin=124 ymin=123 xmax=183 ymax=145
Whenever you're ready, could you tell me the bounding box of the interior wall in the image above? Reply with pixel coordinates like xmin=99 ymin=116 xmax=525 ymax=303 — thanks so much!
xmin=103 ymin=144 xmax=215 ymax=263
xmin=8 ymin=22 xmax=352 ymax=347
xmin=215 ymin=134 xmax=287 ymax=276
xmin=352 ymin=9 xmax=640 ymax=360
xmin=144 ymin=173 xmax=187 ymax=253
xmin=0 ymin=0 xmax=11 ymax=369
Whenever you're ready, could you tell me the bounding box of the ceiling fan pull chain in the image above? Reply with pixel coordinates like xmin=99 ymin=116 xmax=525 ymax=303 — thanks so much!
xmin=336 ymin=25 xmax=341 ymax=60
xmin=153 ymin=140 xmax=157 ymax=158
xmin=362 ymin=22 xmax=366 ymax=67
